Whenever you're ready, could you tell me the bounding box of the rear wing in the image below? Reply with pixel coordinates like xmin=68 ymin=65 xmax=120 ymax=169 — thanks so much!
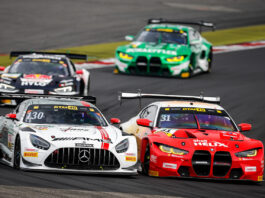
xmin=118 ymin=91 xmax=220 ymax=108
xmin=0 ymin=93 xmax=96 ymax=106
xmin=10 ymin=51 xmax=88 ymax=60
xmin=147 ymin=18 xmax=215 ymax=32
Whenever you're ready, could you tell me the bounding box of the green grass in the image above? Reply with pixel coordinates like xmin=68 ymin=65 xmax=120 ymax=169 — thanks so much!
xmin=1 ymin=24 xmax=265 ymax=66
xmin=202 ymin=24 xmax=265 ymax=45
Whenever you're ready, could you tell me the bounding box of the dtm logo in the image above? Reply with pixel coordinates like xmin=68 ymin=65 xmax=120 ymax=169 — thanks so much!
xmin=21 ymin=79 xmax=51 ymax=86
xmin=193 ymin=139 xmax=228 ymax=147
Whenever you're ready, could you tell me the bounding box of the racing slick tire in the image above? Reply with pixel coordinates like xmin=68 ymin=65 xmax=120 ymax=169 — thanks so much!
xmin=13 ymin=136 xmax=21 ymax=169
xmin=141 ymin=143 xmax=150 ymax=175
xmin=0 ymin=147 xmax=3 ymax=159
xmin=205 ymin=50 xmax=213 ymax=73
xmin=87 ymin=78 xmax=90 ymax=94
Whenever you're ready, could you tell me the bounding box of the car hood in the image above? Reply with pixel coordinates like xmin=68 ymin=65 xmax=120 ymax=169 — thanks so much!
xmin=1 ymin=73 xmax=75 ymax=89
xmin=122 ymin=42 xmax=191 ymax=56
xmin=21 ymin=124 xmax=119 ymax=148
xmin=153 ymin=128 xmax=257 ymax=151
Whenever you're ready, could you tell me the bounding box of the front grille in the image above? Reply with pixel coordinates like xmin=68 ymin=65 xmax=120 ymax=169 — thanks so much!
xmin=213 ymin=151 xmax=232 ymax=177
xmin=136 ymin=56 xmax=148 ymax=72
xmin=192 ymin=150 xmax=211 ymax=176
xmin=44 ymin=148 xmax=120 ymax=170
xmin=150 ymin=57 xmax=161 ymax=73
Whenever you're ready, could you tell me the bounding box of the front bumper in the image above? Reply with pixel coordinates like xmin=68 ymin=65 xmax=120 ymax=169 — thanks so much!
xmin=115 ymin=58 xmax=191 ymax=78
xmin=20 ymin=145 xmax=138 ymax=175
xmin=147 ymin=146 xmax=264 ymax=182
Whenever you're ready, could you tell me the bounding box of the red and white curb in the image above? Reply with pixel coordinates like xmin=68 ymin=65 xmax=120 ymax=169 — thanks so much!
xmin=75 ymin=59 xmax=115 ymax=70
xmin=62 ymin=40 xmax=265 ymax=70
xmin=213 ymin=40 xmax=265 ymax=54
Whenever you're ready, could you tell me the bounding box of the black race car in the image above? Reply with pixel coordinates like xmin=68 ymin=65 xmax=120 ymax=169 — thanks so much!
xmin=0 ymin=52 xmax=90 ymax=99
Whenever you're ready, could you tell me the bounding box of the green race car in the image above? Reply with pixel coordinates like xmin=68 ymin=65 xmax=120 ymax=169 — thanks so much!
xmin=115 ymin=19 xmax=215 ymax=78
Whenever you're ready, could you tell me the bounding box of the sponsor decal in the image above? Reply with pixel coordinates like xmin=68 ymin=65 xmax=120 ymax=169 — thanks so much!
xmin=75 ymin=141 xmax=93 ymax=148
xmin=150 ymin=155 xmax=157 ymax=163
xmin=23 ymin=152 xmax=38 ymax=157
xmin=182 ymin=107 xmax=206 ymax=112
xmin=25 ymin=148 xmax=37 ymax=152
xmin=51 ymin=137 xmax=112 ymax=144
xmin=125 ymin=156 xmax=137 ymax=162
xmin=21 ymin=79 xmax=51 ymax=86
xmin=258 ymin=176 xmax=263 ymax=182
xmin=8 ymin=134 xmax=13 ymax=149
xmin=34 ymin=126 xmax=49 ymax=130
xmin=239 ymin=157 xmax=253 ymax=161
xmin=24 ymin=74 xmax=51 ymax=79
xmin=33 ymin=106 xmax=39 ymax=109
xmin=126 ymin=48 xmax=177 ymax=55
xmin=171 ymin=154 xmax=184 ymax=158
xmin=245 ymin=166 xmax=256 ymax=172
xmin=54 ymin=105 xmax=78 ymax=110
xmin=125 ymin=153 xmax=136 ymax=156
xmin=163 ymin=163 xmax=177 ymax=169
xmin=25 ymin=89 xmax=44 ymax=94
xmin=148 ymin=170 xmax=159 ymax=176
xmin=60 ymin=127 xmax=90 ymax=132
xmin=193 ymin=139 xmax=228 ymax=147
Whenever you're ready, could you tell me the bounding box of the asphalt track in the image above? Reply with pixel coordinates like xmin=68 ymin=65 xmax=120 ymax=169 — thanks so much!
xmin=0 ymin=47 xmax=265 ymax=198
xmin=1 ymin=0 xmax=265 ymax=53
xmin=1 ymin=0 xmax=265 ymax=197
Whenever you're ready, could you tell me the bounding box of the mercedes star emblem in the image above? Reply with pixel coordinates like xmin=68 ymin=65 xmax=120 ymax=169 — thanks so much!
xmin=78 ymin=150 xmax=90 ymax=163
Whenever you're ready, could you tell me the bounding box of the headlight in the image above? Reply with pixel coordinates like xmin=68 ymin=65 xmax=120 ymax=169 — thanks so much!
xmin=0 ymin=83 xmax=15 ymax=90
xmin=30 ymin=134 xmax=50 ymax=150
xmin=166 ymin=56 xmax=185 ymax=62
xmin=159 ymin=144 xmax=188 ymax=155
xmin=235 ymin=149 xmax=258 ymax=157
xmin=115 ymin=138 xmax=129 ymax=153
xmin=118 ymin=52 xmax=133 ymax=60
xmin=54 ymin=86 xmax=73 ymax=93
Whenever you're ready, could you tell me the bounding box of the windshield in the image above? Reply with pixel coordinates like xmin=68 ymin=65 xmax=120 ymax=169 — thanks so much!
xmin=157 ymin=107 xmax=236 ymax=131
xmin=9 ymin=58 xmax=69 ymax=76
xmin=23 ymin=105 xmax=107 ymax=126
xmin=135 ymin=29 xmax=187 ymax=44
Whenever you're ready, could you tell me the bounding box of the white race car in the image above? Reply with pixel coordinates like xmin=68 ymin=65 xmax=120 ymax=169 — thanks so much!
xmin=0 ymin=95 xmax=138 ymax=175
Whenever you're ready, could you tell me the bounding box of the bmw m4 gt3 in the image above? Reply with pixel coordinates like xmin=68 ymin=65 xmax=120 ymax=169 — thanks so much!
xmin=0 ymin=52 xmax=90 ymax=100
xmin=115 ymin=19 xmax=214 ymax=78
xmin=119 ymin=92 xmax=264 ymax=182
xmin=0 ymin=95 xmax=137 ymax=175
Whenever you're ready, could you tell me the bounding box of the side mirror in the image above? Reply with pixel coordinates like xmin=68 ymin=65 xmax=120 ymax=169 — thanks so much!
xmin=238 ymin=123 xmax=252 ymax=132
xmin=0 ymin=66 xmax=5 ymax=71
xmin=136 ymin=118 xmax=152 ymax=128
xmin=76 ymin=70 xmax=83 ymax=75
xmin=110 ymin=118 xmax=121 ymax=124
xmin=6 ymin=113 xmax=17 ymax=120
xmin=125 ymin=35 xmax=134 ymax=41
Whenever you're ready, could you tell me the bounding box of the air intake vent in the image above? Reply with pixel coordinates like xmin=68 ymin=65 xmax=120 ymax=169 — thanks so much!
xmin=192 ymin=150 xmax=211 ymax=176
xmin=45 ymin=147 xmax=120 ymax=170
xmin=213 ymin=151 xmax=232 ymax=177
xmin=136 ymin=56 xmax=148 ymax=73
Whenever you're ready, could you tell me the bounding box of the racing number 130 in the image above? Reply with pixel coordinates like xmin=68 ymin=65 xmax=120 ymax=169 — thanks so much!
xmin=27 ymin=112 xmax=44 ymax=120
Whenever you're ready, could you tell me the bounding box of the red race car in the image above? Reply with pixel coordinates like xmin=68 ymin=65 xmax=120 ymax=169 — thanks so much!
xmin=119 ymin=92 xmax=264 ymax=182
